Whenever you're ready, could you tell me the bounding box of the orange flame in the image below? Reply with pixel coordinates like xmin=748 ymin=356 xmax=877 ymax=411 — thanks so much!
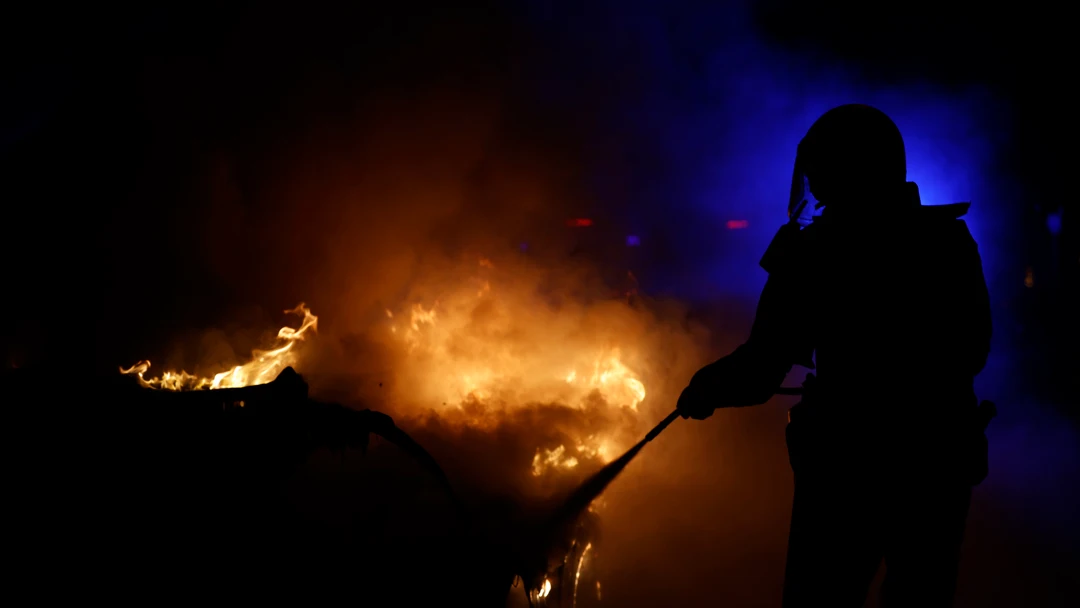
xmin=383 ymin=257 xmax=648 ymax=478
xmin=120 ymin=258 xmax=652 ymax=486
xmin=120 ymin=304 xmax=318 ymax=390
xmin=117 ymin=259 xmax=659 ymax=602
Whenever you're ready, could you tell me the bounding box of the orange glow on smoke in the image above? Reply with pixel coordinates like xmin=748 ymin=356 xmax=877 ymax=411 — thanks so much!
xmin=381 ymin=256 xmax=647 ymax=475
xmin=119 ymin=257 xmax=652 ymax=479
xmin=117 ymin=252 xmax=698 ymax=604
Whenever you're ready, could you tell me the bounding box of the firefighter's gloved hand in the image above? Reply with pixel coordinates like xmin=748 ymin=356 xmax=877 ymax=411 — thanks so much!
xmin=677 ymin=355 xmax=780 ymax=420
xmin=677 ymin=382 xmax=719 ymax=420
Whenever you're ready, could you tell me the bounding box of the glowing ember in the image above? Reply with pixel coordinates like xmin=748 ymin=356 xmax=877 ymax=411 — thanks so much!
xmin=120 ymin=304 xmax=318 ymax=390
xmin=531 ymin=437 xmax=615 ymax=477
xmin=538 ymin=578 xmax=552 ymax=598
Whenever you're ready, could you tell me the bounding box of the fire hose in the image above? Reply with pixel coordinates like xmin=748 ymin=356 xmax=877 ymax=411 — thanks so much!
xmin=544 ymin=385 xmax=807 ymax=535
xmin=645 ymin=385 xmax=808 ymax=442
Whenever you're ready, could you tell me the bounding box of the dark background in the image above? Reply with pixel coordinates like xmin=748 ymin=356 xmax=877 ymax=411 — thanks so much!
xmin=3 ymin=1 xmax=1076 ymax=606
xmin=2 ymin=1 xmax=1075 ymax=389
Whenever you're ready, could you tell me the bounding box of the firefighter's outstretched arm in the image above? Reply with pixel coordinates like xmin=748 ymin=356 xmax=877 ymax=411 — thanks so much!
xmin=678 ymin=226 xmax=813 ymax=420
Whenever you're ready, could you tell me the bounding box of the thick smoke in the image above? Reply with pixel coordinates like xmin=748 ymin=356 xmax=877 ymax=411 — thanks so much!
xmin=148 ymin=52 xmax=727 ymax=602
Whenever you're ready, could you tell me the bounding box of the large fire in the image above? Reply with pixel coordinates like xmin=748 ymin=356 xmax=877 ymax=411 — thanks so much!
xmin=373 ymin=255 xmax=653 ymax=608
xmin=119 ymin=257 xmax=648 ymax=478
xmin=380 ymin=258 xmax=647 ymax=478
xmin=120 ymin=255 xmax=659 ymax=606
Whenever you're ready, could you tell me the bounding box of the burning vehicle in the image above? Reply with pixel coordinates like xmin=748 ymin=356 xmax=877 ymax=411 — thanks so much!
xmin=54 ymin=249 xmax=697 ymax=606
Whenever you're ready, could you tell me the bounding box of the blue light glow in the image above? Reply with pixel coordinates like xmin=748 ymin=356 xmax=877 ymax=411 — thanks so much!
xmin=1047 ymin=210 xmax=1062 ymax=236
xmin=516 ymin=1 xmax=1012 ymax=302
xmin=512 ymin=3 xmax=1070 ymax=587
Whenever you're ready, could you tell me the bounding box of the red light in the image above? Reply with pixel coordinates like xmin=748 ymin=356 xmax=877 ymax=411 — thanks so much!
xmin=567 ymin=218 xmax=593 ymax=227
xmin=726 ymin=220 xmax=749 ymax=229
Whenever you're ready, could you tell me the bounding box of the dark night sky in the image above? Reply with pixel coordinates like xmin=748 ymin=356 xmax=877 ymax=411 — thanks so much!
xmin=2 ymin=1 xmax=1073 ymax=376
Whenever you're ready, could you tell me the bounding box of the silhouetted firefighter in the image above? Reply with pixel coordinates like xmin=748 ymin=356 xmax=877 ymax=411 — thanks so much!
xmin=677 ymin=104 xmax=995 ymax=608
